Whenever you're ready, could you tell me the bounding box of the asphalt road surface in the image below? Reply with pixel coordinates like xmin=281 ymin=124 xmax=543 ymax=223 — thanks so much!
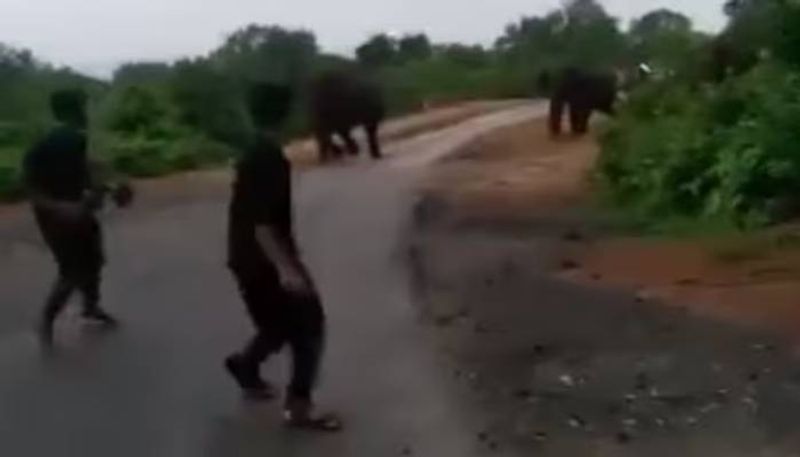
xmin=0 ymin=103 xmax=545 ymax=456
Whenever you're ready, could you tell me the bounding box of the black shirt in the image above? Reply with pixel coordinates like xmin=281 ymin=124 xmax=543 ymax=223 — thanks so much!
xmin=227 ymin=135 xmax=295 ymax=272
xmin=24 ymin=126 xmax=90 ymax=202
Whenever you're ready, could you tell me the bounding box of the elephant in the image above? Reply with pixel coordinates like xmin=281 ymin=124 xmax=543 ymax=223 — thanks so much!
xmin=546 ymin=67 xmax=618 ymax=137
xmin=309 ymin=71 xmax=386 ymax=162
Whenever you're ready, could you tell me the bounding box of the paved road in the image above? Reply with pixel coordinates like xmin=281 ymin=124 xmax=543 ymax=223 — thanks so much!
xmin=0 ymin=104 xmax=544 ymax=456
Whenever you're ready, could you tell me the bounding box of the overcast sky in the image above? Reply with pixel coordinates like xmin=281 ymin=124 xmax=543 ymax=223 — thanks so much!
xmin=0 ymin=0 xmax=726 ymax=78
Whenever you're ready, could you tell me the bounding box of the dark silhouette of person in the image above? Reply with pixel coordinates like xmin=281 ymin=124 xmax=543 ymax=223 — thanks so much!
xmin=23 ymin=89 xmax=118 ymax=347
xmin=225 ymin=83 xmax=341 ymax=431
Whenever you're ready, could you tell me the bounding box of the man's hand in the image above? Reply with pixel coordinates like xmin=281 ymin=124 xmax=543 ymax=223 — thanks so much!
xmin=255 ymin=226 xmax=316 ymax=297
xmin=277 ymin=264 xmax=313 ymax=296
xmin=112 ymin=182 xmax=135 ymax=208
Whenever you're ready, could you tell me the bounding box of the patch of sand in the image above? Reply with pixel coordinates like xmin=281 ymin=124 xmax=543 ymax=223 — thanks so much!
xmin=412 ymin=118 xmax=800 ymax=455
xmin=567 ymin=233 xmax=800 ymax=336
xmin=420 ymin=118 xmax=597 ymax=223
xmin=423 ymin=117 xmax=800 ymax=340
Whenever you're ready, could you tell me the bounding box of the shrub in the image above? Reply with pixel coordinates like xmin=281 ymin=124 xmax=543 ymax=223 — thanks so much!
xmin=0 ymin=152 xmax=24 ymax=201
xmin=599 ymin=62 xmax=800 ymax=230
xmin=109 ymin=134 xmax=234 ymax=178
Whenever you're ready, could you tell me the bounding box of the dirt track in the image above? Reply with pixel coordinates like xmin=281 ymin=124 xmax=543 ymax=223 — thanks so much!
xmin=410 ymin=118 xmax=800 ymax=456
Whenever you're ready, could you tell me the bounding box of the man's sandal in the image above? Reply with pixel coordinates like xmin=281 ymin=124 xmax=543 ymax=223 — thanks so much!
xmin=283 ymin=408 xmax=343 ymax=432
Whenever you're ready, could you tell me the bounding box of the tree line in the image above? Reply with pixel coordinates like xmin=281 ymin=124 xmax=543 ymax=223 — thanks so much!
xmin=599 ymin=0 xmax=800 ymax=231
xmin=0 ymin=0 xmax=757 ymax=200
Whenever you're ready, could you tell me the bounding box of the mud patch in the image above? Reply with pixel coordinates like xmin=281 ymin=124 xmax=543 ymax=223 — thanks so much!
xmin=409 ymin=119 xmax=800 ymax=456
xmin=565 ymin=231 xmax=800 ymax=338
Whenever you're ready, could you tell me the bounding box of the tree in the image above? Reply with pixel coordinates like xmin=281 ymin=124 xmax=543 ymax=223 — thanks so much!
xmin=712 ymin=0 xmax=786 ymax=77
xmin=0 ymin=44 xmax=35 ymax=74
xmin=564 ymin=0 xmax=609 ymax=25
xmin=630 ymin=9 xmax=691 ymax=37
xmin=356 ymin=34 xmax=397 ymax=67
xmin=108 ymin=85 xmax=169 ymax=136
xmin=314 ymin=53 xmax=359 ymax=75
xmin=629 ymin=10 xmax=701 ymax=72
xmin=113 ymin=62 xmax=172 ymax=86
xmin=0 ymin=44 xmax=42 ymax=124
xmin=438 ymin=44 xmax=488 ymax=67
xmin=170 ymin=59 xmax=250 ymax=146
xmin=0 ymin=43 xmax=101 ymax=134
xmin=496 ymin=0 xmax=625 ymax=71
xmin=212 ymin=25 xmax=318 ymax=88
xmin=397 ymin=34 xmax=433 ymax=62
xmin=561 ymin=0 xmax=626 ymax=69
xmin=495 ymin=13 xmax=565 ymax=58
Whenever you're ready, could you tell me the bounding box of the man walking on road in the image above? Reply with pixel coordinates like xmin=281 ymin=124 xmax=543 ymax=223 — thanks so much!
xmin=225 ymin=83 xmax=341 ymax=432
xmin=24 ymin=90 xmax=119 ymax=346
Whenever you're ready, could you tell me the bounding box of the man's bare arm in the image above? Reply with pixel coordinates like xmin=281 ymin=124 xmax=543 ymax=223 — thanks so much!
xmin=255 ymin=225 xmax=311 ymax=294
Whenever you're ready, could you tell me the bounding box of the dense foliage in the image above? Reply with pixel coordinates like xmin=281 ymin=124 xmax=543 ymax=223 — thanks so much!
xmin=0 ymin=0 xmax=753 ymax=211
xmin=599 ymin=0 xmax=800 ymax=231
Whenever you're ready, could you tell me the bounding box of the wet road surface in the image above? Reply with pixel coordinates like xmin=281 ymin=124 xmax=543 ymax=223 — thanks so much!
xmin=0 ymin=104 xmax=544 ymax=456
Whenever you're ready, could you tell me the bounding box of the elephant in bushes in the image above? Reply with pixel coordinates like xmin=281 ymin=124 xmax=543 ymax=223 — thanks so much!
xmin=309 ymin=71 xmax=386 ymax=162
xmin=546 ymin=67 xmax=618 ymax=137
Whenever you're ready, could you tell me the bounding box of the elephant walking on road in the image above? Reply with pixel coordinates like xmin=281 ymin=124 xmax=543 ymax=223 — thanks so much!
xmin=309 ymin=71 xmax=386 ymax=162
xmin=547 ymin=67 xmax=618 ymax=137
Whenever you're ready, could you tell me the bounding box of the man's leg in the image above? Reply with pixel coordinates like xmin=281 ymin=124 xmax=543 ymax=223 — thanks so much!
xmin=225 ymin=334 xmax=281 ymax=400
xmin=78 ymin=270 xmax=117 ymax=325
xmin=39 ymin=275 xmax=76 ymax=346
xmin=76 ymin=221 xmax=117 ymax=325
xmin=226 ymin=272 xmax=286 ymax=399
xmin=283 ymin=290 xmax=341 ymax=431
xmin=286 ymin=293 xmax=325 ymax=402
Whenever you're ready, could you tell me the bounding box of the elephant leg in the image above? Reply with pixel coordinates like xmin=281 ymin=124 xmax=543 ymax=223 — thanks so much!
xmin=316 ymin=131 xmax=333 ymax=162
xmin=365 ymin=122 xmax=382 ymax=159
xmin=338 ymin=129 xmax=360 ymax=156
xmin=549 ymin=97 xmax=565 ymax=137
xmin=578 ymin=108 xmax=592 ymax=135
xmin=317 ymin=131 xmax=345 ymax=162
xmin=569 ymin=104 xmax=591 ymax=135
xmin=330 ymin=141 xmax=345 ymax=158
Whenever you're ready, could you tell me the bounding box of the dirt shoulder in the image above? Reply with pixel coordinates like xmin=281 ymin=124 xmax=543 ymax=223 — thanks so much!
xmin=563 ymin=228 xmax=800 ymax=338
xmin=415 ymin=114 xmax=800 ymax=340
xmin=409 ymin=118 xmax=800 ymax=456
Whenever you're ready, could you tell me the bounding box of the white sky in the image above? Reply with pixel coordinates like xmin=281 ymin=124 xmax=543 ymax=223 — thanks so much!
xmin=0 ymin=0 xmax=726 ymax=78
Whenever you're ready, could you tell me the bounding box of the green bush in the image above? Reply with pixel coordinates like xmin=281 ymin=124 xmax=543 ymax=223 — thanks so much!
xmin=170 ymin=136 xmax=235 ymax=168
xmin=109 ymin=134 xmax=234 ymax=178
xmin=0 ymin=171 xmax=23 ymax=200
xmin=600 ymin=62 xmax=800 ymax=231
xmin=0 ymin=150 xmax=24 ymax=201
xmin=110 ymin=137 xmax=174 ymax=177
xmin=0 ymin=122 xmax=46 ymax=148
xmin=379 ymin=57 xmax=533 ymax=115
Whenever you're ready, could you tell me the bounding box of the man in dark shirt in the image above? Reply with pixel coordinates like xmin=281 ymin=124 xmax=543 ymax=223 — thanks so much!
xmin=24 ymin=90 xmax=118 ymax=346
xmin=225 ymin=84 xmax=341 ymax=431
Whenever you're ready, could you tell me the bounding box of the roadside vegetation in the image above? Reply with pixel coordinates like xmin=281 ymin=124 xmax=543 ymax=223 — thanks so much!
xmin=2 ymin=0 xmax=796 ymax=239
xmin=599 ymin=0 xmax=800 ymax=233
